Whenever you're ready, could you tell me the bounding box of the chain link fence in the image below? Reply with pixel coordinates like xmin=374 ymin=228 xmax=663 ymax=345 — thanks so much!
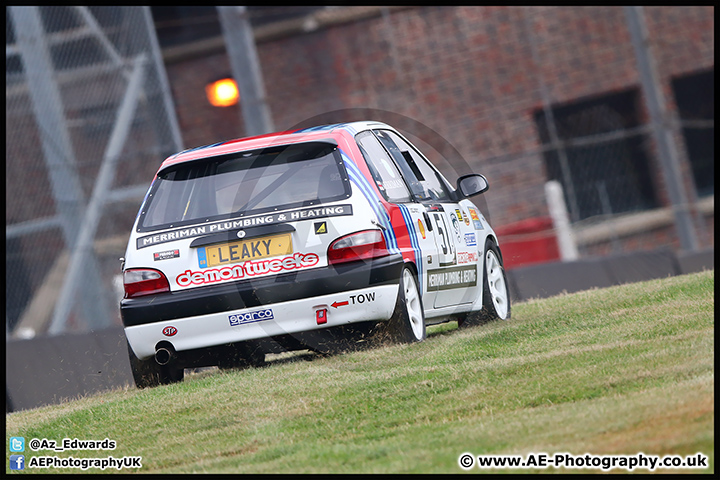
xmin=6 ymin=6 xmax=182 ymax=337
xmin=5 ymin=6 xmax=714 ymax=338
xmin=467 ymin=6 xmax=714 ymax=264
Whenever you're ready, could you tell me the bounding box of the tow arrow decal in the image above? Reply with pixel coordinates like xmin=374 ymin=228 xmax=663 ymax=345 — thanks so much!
xmin=331 ymin=292 xmax=376 ymax=308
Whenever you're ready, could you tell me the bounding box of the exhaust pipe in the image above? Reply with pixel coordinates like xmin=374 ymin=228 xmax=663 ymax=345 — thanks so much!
xmin=155 ymin=347 xmax=173 ymax=366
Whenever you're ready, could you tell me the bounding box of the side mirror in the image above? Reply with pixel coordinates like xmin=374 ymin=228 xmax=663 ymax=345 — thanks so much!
xmin=456 ymin=174 xmax=489 ymax=198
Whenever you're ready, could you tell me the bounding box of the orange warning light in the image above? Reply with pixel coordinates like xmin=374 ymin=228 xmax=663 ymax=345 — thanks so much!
xmin=206 ymin=78 xmax=239 ymax=107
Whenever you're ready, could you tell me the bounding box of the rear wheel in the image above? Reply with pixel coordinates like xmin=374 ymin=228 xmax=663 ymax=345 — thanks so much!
xmin=460 ymin=240 xmax=511 ymax=328
xmin=385 ymin=266 xmax=426 ymax=343
xmin=127 ymin=340 xmax=184 ymax=388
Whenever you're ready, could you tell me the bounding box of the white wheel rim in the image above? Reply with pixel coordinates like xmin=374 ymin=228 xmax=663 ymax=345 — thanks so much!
xmin=485 ymin=250 xmax=509 ymax=319
xmin=403 ymin=269 xmax=424 ymax=339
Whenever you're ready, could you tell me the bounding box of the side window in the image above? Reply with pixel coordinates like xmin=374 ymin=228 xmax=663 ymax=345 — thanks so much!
xmin=373 ymin=129 xmax=451 ymax=203
xmin=355 ymin=131 xmax=412 ymax=202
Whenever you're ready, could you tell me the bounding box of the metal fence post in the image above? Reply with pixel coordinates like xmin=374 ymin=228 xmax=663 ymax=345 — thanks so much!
xmin=523 ymin=8 xmax=581 ymax=225
xmin=624 ymin=6 xmax=699 ymax=252
xmin=217 ymin=6 xmax=275 ymax=137
xmin=10 ymin=6 xmax=112 ymax=332
xmin=49 ymin=55 xmax=148 ymax=335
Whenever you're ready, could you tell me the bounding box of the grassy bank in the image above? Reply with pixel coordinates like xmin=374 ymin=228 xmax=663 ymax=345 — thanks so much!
xmin=6 ymin=270 xmax=714 ymax=473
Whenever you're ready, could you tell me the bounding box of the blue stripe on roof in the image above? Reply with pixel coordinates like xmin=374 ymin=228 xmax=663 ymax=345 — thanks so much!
xmin=294 ymin=123 xmax=349 ymax=134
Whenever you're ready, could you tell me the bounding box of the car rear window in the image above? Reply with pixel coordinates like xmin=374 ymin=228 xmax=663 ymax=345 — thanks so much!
xmin=138 ymin=142 xmax=350 ymax=231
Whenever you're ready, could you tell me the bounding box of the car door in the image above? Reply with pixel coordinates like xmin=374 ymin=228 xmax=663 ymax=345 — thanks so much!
xmin=371 ymin=129 xmax=480 ymax=309
xmin=355 ymin=130 xmax=440 ymax=310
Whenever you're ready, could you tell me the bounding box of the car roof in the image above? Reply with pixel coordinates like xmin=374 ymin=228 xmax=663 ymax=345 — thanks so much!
xmin=158 ymin=121 xmax=391 ymax=173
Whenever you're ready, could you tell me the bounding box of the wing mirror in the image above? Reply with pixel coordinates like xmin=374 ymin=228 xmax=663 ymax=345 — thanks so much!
xmin=456 ymin=174 xmax=489 ymax=198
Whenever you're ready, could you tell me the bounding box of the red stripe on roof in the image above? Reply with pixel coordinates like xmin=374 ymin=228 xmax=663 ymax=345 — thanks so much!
xmin=158 ymin=129 xmax=349 ymax=173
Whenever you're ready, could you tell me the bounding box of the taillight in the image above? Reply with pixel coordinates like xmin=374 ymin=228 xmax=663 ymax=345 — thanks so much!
xmin=328 ymin=229 xmax=389 ymax=265
xmin=123 ymin=268 xmax=170 ymax=299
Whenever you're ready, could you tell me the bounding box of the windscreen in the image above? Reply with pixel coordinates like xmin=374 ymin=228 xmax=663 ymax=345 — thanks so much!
xmin=139 ymin=142 xmax=349 ymax=231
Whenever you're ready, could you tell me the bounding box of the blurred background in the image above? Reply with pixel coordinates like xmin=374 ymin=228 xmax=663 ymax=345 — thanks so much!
xmin=5 ymin=6 xmax=714 ymax=340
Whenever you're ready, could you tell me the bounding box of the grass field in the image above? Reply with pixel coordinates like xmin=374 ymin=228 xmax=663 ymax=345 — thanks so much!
xmin=6 ymin=270 xmax=714 ymax=474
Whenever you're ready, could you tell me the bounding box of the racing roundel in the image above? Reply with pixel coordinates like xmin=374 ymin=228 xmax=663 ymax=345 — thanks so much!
xmin=451 ymin=213 xmax=461 ymax=241
xmin=162 ymin=326 xmax=178 ymax=337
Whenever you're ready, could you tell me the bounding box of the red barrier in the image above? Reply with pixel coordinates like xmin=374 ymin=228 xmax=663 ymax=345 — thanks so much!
xmin=494 ymin=217 xmax=560 ymax=269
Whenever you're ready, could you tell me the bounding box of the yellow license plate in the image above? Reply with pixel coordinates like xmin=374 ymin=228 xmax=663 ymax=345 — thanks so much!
xmin=200 ymin=233 xmax=293 ymax=268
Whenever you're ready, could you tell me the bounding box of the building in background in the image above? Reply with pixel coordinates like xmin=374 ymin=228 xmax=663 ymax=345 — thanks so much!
xmin=5 ymin=6 xmax=714 ymax=337
xmin=152 ymin=6 xmax=713 ymax=258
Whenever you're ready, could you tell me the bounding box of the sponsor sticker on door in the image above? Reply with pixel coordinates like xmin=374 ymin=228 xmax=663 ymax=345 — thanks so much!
xmin=427 ymin=265 xmax=477 ymax=290
xmin=464 ymin=232 xmax=477 ymax=247
xmin=468 ymin=207 xmax=484 ymax=230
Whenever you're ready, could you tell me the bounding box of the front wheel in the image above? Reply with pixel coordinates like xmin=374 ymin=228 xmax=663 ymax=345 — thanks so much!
xmin=384 ymin=266 xmax=426 ymax=343
xmin=460 ymin=240 xmax=511 ymax=327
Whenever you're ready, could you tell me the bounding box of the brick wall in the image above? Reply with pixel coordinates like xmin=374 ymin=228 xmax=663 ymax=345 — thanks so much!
xmin=7 ymin=6 xmax=710 ymax=334
xmin=164 ymin=7 xmax=712 ymax=232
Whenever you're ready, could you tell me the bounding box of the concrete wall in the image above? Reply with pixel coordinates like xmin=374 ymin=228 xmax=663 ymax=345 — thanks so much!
xmin=6 ymin=247 xmax=713 ymax=413
xmin=6 ymin=328 xmax=133 ymax=413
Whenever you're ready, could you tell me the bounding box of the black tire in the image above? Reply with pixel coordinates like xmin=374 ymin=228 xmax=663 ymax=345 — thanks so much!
xmin=460 ymin=240 xmax=511 ymax=328
xmin=384 ymin=266 xmax=426 ymax=343
xmin=127 ymin=340 xmax=184 ymax=389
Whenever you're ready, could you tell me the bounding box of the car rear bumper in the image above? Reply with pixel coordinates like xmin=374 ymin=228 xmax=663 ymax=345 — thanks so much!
xmin=122 ymin=255 xmax=404 ymax=359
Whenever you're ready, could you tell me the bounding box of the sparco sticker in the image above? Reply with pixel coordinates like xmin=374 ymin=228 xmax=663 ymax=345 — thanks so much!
xmin=137 ymin=204 xmax=353 ymax=249
xmin=229 ymin=309 xmax=274 ymax=326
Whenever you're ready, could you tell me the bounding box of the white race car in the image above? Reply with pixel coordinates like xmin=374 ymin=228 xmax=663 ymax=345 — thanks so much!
xmin=121 ymin=121 xmax=510 ymax=387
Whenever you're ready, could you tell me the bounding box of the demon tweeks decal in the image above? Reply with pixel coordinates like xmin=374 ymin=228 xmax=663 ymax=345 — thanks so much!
xmin=176 ymin=252 xmax=319 ymax=287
